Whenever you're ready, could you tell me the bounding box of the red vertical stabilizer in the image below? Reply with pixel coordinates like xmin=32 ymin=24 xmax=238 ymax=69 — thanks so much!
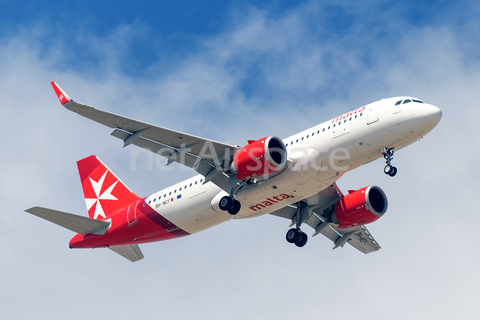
xmin=77 ymin=155 xmax=140 ymax=220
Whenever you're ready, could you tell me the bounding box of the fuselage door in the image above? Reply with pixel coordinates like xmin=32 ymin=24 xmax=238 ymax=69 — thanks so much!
xmin=127 ymin=201 xmax=139 ymax=226
xmin=367 ymin=103 xmax=380 ymax=124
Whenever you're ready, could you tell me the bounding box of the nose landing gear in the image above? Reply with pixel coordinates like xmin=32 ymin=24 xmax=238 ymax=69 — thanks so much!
xmin=382 ymin=147 xmax=397 ymax=177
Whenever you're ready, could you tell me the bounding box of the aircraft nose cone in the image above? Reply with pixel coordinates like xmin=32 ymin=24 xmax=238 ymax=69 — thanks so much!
xmin=424 ymin=104 xmax=442 ymax=128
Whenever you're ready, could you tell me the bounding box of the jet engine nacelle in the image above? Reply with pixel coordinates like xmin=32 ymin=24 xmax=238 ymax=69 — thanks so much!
xmin=230 ymin=136 xmax=287 ymax=180
xmin=332 ymin=186 xmax=388 ymax=229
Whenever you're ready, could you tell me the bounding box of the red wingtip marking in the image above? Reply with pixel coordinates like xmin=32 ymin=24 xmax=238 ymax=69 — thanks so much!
xmin=51 ymin=81 xmax=70 ymax=105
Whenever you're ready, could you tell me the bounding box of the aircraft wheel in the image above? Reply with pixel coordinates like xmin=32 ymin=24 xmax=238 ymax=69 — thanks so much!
xmin=295 ymin=232 xmax=308 ymax=247
xmin=389 ymin=166 xmax=398 ymax=177
xmin=219 ymin=196 xmax=233 ymax=211
xmin=286 ymin=228 xmax=299 ymax=243
xmin=228 ymin=200 xmax=241 ymax=215
xmin=384 ymin=164 xmax=393 ymax=175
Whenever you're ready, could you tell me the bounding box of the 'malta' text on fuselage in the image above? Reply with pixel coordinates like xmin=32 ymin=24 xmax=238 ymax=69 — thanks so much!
xmin=331 ymin=106 xmax=366 ymax=124
xmin=249 ymin=194 xmax=291 ymax=211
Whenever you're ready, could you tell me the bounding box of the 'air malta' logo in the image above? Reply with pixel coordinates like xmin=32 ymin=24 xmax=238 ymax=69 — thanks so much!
xmin=249 ymin=194 xmax=291 ymax=212
xmin=85 ymin=170 xmax=119 ymax=219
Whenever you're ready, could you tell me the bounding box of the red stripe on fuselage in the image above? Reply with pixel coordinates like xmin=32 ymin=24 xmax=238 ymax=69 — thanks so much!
xmin=69 ymin=198 xmax=189 ymax=248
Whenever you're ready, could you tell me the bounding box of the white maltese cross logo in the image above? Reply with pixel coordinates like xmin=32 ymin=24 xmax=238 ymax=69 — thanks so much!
xmin=85 ymin=170 xmax=118 ymax=219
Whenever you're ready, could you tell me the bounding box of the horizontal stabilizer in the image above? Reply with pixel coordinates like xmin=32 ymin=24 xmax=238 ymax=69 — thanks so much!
xmin=25 ymin=206 xmax=110 ymax=235
xmin=109 ymin=245 xmax=144 ymax=262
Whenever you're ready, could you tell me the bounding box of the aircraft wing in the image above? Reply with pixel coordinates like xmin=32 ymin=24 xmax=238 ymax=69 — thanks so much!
xmin=269 ymin=184 xmax=381 ymax=254
xmin=51 ymin=81 xmax=238 ymax=192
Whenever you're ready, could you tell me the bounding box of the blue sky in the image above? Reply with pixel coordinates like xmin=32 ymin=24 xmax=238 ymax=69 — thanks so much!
xmin=1 ymin=1 xmax=480 ymax=319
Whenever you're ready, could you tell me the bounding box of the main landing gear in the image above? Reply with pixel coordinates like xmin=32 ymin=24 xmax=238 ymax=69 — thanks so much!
xmin=382 ymin=147 xmax=397 ymax=177
xmin=219 ymin=196 xmax=241 ymax=215
xmin=285 ymin=201 xmax=308 ymax=248
xmin=286 ymin=228 xmax=308 ymax=247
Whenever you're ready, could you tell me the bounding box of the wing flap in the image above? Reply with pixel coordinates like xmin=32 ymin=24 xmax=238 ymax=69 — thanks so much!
xmin=109 ymin=245 xmax=144 ymax=262
xmin=25 ymin=206 xmax=110 ymax=235
xmin=111 ymin=128 xmax=231 ymax=191
xmin=344 ymin=225 xmax=381 ymax=254
xmin=111 ymin=128 xmax=200 ymax=167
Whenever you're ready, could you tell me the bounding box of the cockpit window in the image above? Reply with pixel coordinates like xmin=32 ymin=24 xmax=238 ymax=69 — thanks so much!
xmin=395 ymin=100 xmax=402 ymax=106
xmin=403 ymin=99 xmax=412 ymax=104
xmin=412 ymin=99 xmax=424 ymax=103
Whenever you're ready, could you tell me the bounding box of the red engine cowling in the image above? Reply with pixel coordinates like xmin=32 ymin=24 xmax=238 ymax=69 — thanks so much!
xmin=332 ymin=186 xmax=388 ymax=229
xmin=230 ymin=136 xmax=287 ymax=180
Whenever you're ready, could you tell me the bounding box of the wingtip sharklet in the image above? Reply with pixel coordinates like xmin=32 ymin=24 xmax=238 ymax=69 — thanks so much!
xmin=51 ymin=81 xmax=72 ymax=105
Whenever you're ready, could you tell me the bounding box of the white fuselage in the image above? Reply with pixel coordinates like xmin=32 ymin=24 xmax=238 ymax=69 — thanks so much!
xmin=144 ymin=97 xmax=442 ymax=234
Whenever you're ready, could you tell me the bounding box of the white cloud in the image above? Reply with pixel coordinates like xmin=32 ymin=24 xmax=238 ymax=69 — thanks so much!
xmin=1 ymin=2 xmax=480 ymax=319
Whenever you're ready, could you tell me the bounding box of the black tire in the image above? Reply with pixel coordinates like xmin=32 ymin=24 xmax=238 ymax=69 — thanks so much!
xmin=286 ymin=228 xmax=299 ymax=243
xmin=219 ymin=196 xmax=233 ymax=211
xmin=295 ymin=232 xmax=308 ymax=247
xmin=228 ymin=200 xmax=241 ymax=215
xmin=389 ymin=166 xmax=398 ymax=177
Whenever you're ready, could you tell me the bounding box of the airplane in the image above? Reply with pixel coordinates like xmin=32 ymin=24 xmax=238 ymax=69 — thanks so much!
xmin=25 ymin=82 xmax=442 ymax=262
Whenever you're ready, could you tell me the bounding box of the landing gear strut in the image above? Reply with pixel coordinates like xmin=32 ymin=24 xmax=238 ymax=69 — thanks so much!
xmin=219 ymin=196 xmax=241 ymax=215
xmin=285 ymin=201 xmax=308 ymax=247
xmin=382 ymin=147 xmax=397 ymax=177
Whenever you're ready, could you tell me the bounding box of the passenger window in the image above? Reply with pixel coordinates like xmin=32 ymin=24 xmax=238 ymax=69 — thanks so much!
xmin=395 ymin=100 xmax=402 ymax=106
xmin=322 ymin=128 xmax=325 ymax=132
